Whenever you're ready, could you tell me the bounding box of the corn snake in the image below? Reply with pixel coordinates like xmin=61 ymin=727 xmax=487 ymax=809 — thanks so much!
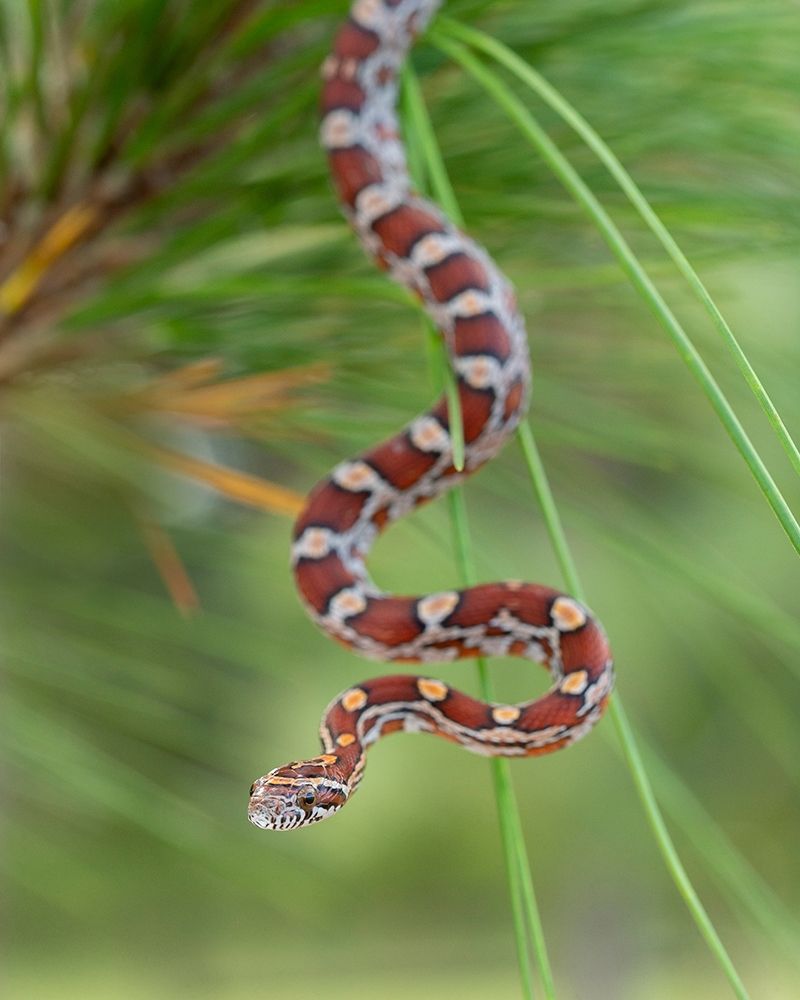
xmin=248 ymin=0 xmax=613 ymax=832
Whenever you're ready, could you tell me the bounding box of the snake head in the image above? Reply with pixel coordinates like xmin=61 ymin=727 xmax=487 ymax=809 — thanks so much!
xmin=248 ymin=755 xmax=350 ymax=831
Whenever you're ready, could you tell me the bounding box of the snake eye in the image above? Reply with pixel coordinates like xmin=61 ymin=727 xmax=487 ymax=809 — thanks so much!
xmin=297 ymin=788 xmax=317 ymax=810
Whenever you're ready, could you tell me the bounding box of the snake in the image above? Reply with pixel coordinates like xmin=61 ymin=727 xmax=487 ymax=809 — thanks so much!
xmin=248 ymin=0 xmax=614 ymax=832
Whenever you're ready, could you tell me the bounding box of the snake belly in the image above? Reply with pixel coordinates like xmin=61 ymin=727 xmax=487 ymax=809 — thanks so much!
xmin=248 ymin=0 xmax=614 ymax=832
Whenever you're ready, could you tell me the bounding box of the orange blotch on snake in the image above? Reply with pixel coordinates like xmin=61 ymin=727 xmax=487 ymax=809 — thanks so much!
xmin=551 ymin=596 xmax=587 ymax=632
xmin=329 ymin=587 xmax=368 ymax=619
xmin=417 ymin=678 xmax=448 ymax=701
xmin=417 ymin=591 xmax=459 ymax=626
xmin=560 ymin=670 xmax=590 ymax=696
xmin=341 ymin=688 xmax=368 ymax=712
xmin=492 ymin=705 xmax=522 ymax=725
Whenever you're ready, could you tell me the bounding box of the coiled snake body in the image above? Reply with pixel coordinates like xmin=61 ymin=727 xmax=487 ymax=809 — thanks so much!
xmin=248 ymin=0 xmax=613 ymax=831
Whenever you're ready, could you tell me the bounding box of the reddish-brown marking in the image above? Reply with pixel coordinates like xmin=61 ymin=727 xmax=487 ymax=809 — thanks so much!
xmin=519 ymin=692 xmax=580 ymax=731
xmin=374 ymin=249 xmax=392 ymax=272
xmin=321 ymin=78 xmax=366 ymax=114
xmin=503 ymin=377 xmax=525 ymax=422
xmin=296 ymin=555 xmax=357 ymax=615
xmin=325 ymin=741 xmax=363 ymax=780
xmin=372 ymin=204 xmax=445 ymax=258
xmin=443 ymin=585 xmax=498 ymax=629
xmin=371 ymin=508 xmax=392 ymax=532
xmin=425 ymin=253 xmax=490 ymax=303
xmin=324 ymin=703 xmax=354 ymax=738
xmin=374 ymin=717 xmax=405 ymax=737
xmin=334 ymin=21 xmax=379 ymax=61
xmin=294 ymin=480 xmax=369 ymax=537
xmin=329 ymin=146 xmax=383 ymax=207
xmin=560 ymin=626 xmax=610 ymax=672
xmin=434 ymin=688 xmax=494 ymax=730
xmin=444 ymin=583 xmax=556 ymax=631
xmin=508 ymin=584 xmax=561 ymax=626
xmin=458 ymin=384 xmax=494 ymax=443
xmin=526 ymin=737 xmax=573 ymax=757
xmin=365 ymin=434 xmax=438 ymax=490
xmin=453 ymin=313 xmax=512 ymax=361
xmin=429 ymin=387 xmax=492 ymax=446
xmin=375 ymin=64 xmax=395 ymax=87
xmin=362 ymin=675 xmax=420 ymax=704
xmin=349 ymin=597 xmax=422 ymax=645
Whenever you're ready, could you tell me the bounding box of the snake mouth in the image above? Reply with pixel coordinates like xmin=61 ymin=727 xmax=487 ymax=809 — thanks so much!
xmin=248 ymin=787 xmax=341 ymax=831
xmin=247 ymin=795 xmax=301 ymax=831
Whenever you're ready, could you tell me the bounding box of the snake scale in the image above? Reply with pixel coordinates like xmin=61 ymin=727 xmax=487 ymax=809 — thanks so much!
xmin=248 ymin=0 xmax=614 ymax=831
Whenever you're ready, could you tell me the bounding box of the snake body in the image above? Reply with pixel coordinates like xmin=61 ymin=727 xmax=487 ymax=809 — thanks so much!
xmin=248 ymin=0 xmax=613 ymax=832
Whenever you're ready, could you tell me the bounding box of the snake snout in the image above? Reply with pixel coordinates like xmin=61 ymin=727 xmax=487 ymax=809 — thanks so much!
xmin=248 ymin=783 xmax=279 ymax=826
xmin=248 ymin=777 xmax=305 ymax=830
xmin=248 ymin=794 xmax=280 ymax=829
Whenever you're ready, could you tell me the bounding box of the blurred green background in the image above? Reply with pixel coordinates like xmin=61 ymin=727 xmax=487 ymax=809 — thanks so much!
xmin=2 ymin=1 xmax=798 ymax=997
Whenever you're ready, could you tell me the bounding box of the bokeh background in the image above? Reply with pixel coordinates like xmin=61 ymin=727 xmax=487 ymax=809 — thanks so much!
xmin=2 ymin=1 xmax=798 ymax=997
